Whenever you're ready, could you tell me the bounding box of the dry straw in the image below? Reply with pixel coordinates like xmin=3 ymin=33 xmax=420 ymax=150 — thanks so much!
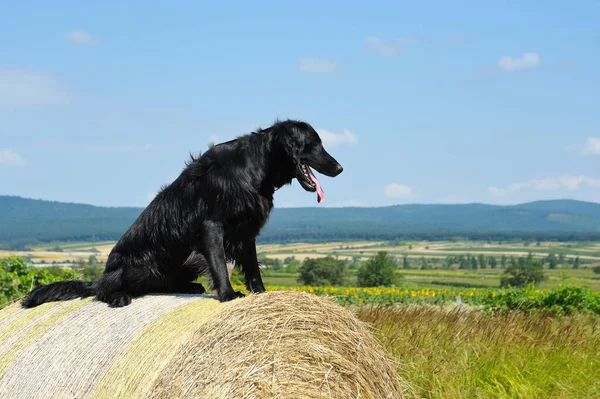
xmin=0 ymin=290 xmax=408 ymax=398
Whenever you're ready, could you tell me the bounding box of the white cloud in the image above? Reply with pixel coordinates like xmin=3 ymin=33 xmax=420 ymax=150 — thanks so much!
xmin=67 ymin=31 xmax=95 ymax=45
xmin=384 ymin=183 xmax=413 ymax=198
xmin=565 ymin=137 xmax=600 ymax=156
xmin=364 ymin=36 xmax=403 ymax=57
xmin=0 ymin=68 xmax=72 ymax=108
xmin=0 ymin=149 xmax=27 ymax=168
xmin=316 ymin=129 xmax=358 ymax=147
xmin=582 ymin=137 xmax=600 ymax=156
xmin=498 ymin=52 xmax=540 ymax=73
xmin=489 ymin=175 xmax=600 ymax=197
xmin=298 ymin=58 xmax=340 ymax=74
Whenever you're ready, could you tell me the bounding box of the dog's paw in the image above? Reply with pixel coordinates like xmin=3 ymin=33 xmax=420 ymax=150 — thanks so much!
xmin=107 ymin=292 xmax=132 ymax=307
xmin=187 ymin=283 xmax=206 ymax=294
xmin=246 ymin=278 xmax=266 ymax=294
xmin=248 ymin=285 xmax=266 ymax=294
xmin=217 ymin=290 xmax=245 ymax=302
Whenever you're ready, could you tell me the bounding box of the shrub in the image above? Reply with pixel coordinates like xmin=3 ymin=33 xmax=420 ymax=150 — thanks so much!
xmin=259 ymin=256 xmax=283 ymax=271
xmin=1 ymin=256 xmax=78 ymax=305
xmin=500 ymin=260 xmax=545 ymax=288
xmin=357 ymin=251 xmax=401 ymax=287
xmin=298 ymin=256 xmax=346 ymax=286
xmin=286 ymin=262 xmax=298 ymax=273
xmin=541 ymin=285 xmax=600 ymax=313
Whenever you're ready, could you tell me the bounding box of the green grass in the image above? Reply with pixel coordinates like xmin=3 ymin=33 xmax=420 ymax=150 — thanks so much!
xmin=358 ymin=306 xmax=600 ymax=398
xmin=261 ymin=275 xmax=300 ymax=286
xmin=259 ymin=266 xmax=600 ymax=291
xmin=405 ymin=277 xmax=500 ymax=289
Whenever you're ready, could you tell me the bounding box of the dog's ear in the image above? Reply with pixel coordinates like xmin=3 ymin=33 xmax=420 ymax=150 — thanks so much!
xmin=279 ymin=126 xmax=304 ymax=162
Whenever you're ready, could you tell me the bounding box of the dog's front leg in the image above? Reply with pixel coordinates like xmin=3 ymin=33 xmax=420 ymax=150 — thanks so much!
xmin=200 ymin=221 xmax=244 ymax=302
xmin=239 ymin=239 xmax=266 ymax=294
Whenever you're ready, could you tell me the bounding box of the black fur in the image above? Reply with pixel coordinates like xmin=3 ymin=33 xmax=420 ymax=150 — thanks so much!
xmin=22 ymin=119 xmax=343 ymax=308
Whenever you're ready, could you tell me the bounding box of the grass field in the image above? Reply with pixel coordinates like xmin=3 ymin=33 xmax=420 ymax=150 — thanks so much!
xmin=359 ymin=306 xmax=600 ymax=398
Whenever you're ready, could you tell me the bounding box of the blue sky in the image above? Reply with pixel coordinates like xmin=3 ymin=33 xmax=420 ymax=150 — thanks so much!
xmin=1 ymin=1 xmax=599 ymax=208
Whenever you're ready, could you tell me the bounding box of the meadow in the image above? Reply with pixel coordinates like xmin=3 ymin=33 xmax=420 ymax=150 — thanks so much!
xmin=361 ymin=306 xmax=600 ymax=398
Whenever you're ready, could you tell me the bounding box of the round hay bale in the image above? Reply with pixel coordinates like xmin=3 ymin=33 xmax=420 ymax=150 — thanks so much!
xmin=0 ymin=291 xmax=407 ymax=398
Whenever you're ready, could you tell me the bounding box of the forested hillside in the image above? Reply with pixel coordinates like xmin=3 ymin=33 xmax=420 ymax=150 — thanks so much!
xmin=1 ymin=196 xmax=600 ymax=248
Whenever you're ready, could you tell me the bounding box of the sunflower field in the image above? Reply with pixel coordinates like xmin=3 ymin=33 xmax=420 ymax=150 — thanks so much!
xmin=233 ymin=284 xmax=600 ymax=314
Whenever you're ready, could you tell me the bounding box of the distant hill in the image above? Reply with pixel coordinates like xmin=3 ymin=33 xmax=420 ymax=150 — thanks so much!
xmin=1 ymin=195 xmax=600 ymax=248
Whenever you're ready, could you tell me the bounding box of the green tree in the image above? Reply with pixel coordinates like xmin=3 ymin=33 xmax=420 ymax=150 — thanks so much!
xmin=592 ymin=266 xmax=600 ymax=275
xmin=546 ymin=253 xmax=558 ymax=269
xmin=357 ymin=251 xmax=401 ymax=287
xmin=402 ymin=254 xmax=410 ymax=270
xmin=471 ymin=256 xmax=478 ymax=270
xmin=286 ymin=262 xmax=298 ymax=273
xmin=500 ymin=259 xmax=545 ymax=288
xmin=259 ymin=256 xmax=283 ymax=271
xmin=573 ymin=256 xmax=581 ymax=269
xmin=477 ymin=254 xmax=487 ymax=269
xmin=88 ymin=255 xmax=98 ymax=265
xmin=283 ymin=256 xmax=296 ymax=265
xmin=82 ymin=265 xmax=104 ymax=281
xmin=297 ymin=256 xmax=346 ymax=286
xmin=489 ymin=257 xmax=498 ymax=269
xmin=500 ymin=255 xmax=507 ymax=269
xmin=347 ymin=256 xmax=360 ymax=270
xmin=444 ymin=256 xmax=455 ymax=269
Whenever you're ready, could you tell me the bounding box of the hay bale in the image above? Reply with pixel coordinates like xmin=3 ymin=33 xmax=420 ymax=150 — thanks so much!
xmin=0 ymin=291 xmax=407 ymax=398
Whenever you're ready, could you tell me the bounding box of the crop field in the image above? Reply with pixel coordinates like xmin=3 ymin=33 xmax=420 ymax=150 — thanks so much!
xmin=3 ymin=240 xmax=600 ymax=291
xmin=257 ymin=240 xmax=600 ymax=291
xmin=260 ymin=240 xmax=600 ymax=261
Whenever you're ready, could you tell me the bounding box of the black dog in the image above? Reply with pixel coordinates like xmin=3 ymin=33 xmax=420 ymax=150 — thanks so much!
xmin=22 ymin=120 xmax=343 ymax=308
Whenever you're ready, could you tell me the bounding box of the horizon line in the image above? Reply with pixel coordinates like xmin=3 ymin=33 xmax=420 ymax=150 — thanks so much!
xmin=1 ymin=194 xmax=599 ymax=209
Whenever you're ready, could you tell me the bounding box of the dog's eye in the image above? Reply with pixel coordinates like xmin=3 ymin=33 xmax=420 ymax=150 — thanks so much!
xmin=303 ymin=142 xmax=315 ymax=152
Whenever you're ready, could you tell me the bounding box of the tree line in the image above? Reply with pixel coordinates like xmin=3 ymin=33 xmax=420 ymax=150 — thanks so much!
xmin=293 ymin=251 xmax=553 ymax=289
xmin=4 ymin=229 xmax=600 ymax=251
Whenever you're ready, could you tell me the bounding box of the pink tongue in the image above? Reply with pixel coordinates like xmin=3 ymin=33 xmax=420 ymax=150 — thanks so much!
xmin=306 ymin=167 xmax=325 ymax=203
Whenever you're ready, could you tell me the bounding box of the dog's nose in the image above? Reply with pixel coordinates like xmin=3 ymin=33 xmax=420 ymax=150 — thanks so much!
xmin=334 ymin=164 xmax=343 ymax=175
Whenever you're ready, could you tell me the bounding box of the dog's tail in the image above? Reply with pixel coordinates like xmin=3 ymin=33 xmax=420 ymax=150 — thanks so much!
xmin=21 ymin=280 xmax=95 ymax=308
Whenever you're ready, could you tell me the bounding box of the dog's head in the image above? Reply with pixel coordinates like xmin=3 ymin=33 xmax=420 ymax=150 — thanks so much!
xmin=274 ymin=120 xmax=343 ymax=203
